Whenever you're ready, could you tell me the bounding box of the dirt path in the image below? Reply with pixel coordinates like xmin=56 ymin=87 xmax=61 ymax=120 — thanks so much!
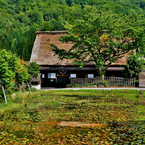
xmin=58 ymin=121 xmax=108 ymax=127
xmin=35 ymin=121 xmax=108 ymax=128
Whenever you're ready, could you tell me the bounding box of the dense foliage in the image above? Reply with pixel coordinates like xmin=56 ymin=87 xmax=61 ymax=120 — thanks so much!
xmin=0 ymin=49 xmax=40 ymax=98
xmin=25 ymin=61 xmax=41 ymax=83
xmin=0 ymin=49 xmax=29 ymax=96
xmin=1 ymin=0 xmax=145 ymax=60
xmin=0 ymin=89 xmax=144 ymax=144
xmin=124 ymin=53 xmax=144 ymax=78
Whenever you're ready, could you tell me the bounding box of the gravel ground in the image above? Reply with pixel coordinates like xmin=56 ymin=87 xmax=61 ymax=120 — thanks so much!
xmin=43 ymin=87 xmax=145 ymax=91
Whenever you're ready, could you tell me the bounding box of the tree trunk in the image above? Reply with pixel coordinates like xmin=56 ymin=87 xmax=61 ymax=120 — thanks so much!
xmin=27 ymin=82 xmax=31 ymax=92
xmin=19 ymin=84 xmax=21 ymax=93
xmin=98 ymin=68 xmax=104 ymax=80
xmin=2 ymin=86 xmax=7 ymax=104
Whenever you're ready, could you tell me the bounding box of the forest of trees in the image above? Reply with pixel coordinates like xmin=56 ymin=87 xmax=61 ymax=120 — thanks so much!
xmin=1 ymin=0 xmax=145 ymax=60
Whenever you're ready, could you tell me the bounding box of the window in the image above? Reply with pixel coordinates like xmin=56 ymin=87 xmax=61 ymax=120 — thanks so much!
xmin=48 ymin=73 xmax=51 ymax=78
xmin=70 ymin=74 xmax=76 ymax=78
xmin=51 ymin=73 xmax=56 ymax=78
xmin=42 ymin=74 xmax=45 ymax=78
xmin=48 ymin=73 xmax=56 ymax=79
xmin=88 ymin=74 xmax=94 ymax=78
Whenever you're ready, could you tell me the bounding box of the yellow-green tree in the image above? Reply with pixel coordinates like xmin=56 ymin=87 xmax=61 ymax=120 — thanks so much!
xmin=15 ymin=59 xmax=29 ymax=91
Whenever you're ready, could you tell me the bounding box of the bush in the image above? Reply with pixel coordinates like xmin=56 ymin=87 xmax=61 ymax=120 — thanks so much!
xmin=124 ymin=53 xmax=143 ymax=78
xmin=68 ymin=83 xmax=82 ymax=87
xmin=96 ymin=81 xmax=110 ymax=87
xmin=84 ymin=83 xmax=91 ymax=87
xmin=31 ymin=87 xmax=37 ymax=92
xmin=68 ymin=84 xmax=74 ymax=87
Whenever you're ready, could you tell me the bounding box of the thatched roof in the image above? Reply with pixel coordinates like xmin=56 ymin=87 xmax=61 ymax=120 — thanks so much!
xmin=30 ymin=31 xmax=135 ymax=66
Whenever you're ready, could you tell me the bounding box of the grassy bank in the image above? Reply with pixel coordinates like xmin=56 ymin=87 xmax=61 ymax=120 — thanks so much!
xmin=0 ymin=90 xmax=145 ymax=144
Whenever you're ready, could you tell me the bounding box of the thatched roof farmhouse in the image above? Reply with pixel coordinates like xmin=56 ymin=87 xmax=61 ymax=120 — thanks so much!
xmin=30 ymin=31 xmax=137 ymax=88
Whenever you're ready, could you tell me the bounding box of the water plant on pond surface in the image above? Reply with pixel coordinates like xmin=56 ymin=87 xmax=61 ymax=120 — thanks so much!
xmin=0 ymin=90 xmax=144 ymax=144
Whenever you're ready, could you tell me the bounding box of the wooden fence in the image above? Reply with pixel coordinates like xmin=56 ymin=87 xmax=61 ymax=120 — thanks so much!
xmin=70 ymin=77 xmax=135 ymax=87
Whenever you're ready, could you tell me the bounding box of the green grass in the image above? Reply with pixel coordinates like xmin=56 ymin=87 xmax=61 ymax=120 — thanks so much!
xmin=142 ymin=91 xmax=145 ymax=98
xmin=0 ymin=89 xmax=145 ymax=144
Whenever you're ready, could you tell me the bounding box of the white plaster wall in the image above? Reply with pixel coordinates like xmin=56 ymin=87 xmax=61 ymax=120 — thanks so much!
xmin=32 ymin=85 xmax=41 ymax=90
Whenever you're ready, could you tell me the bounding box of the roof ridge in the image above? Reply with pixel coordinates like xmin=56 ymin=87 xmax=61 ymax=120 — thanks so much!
xmin=36 ymin=31 xmax=67 ymax=34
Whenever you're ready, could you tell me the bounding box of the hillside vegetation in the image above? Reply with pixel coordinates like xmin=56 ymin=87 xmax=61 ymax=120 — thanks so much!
xmin=1 ymin=0 xmax=145 ymax=60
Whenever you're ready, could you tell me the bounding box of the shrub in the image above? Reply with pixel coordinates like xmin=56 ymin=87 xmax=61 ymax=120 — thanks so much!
xmin=84 ymin=83 xmax=91 ymax=87
xmin=124 ymin=53 xmax=143 ymax=78
xmin=68 ymin=83 xmax=82 ymax=87
xmin=31 ymin=87 xmax=37 ymax=92
xmin=96 ymin=81 xmax=110 ymax=87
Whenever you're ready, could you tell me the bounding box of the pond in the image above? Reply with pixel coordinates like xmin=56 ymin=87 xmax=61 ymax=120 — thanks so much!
xmin=0 ymin=90 xmax=144 ymax=144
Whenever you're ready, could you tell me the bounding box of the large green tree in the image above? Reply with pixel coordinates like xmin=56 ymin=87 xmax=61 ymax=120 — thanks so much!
xmin=51 ymin=6 xmax=145 ymax=78
xmin=0 ymin=50 xmax=15 ymax=90
xmin=0 ymin=50 xmax=29 ymax=97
